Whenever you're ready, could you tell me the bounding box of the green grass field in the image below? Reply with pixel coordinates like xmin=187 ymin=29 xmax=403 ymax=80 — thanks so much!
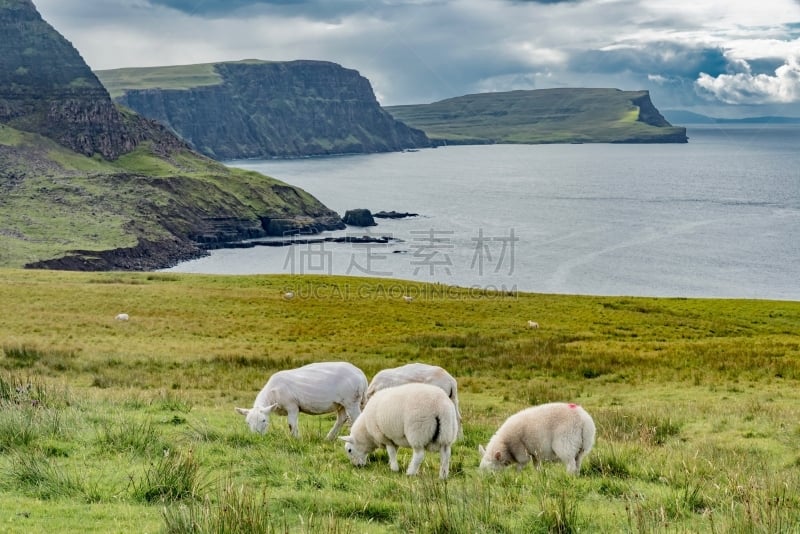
xmin=1 ymin=269 xmax=798 ymax=532
xmin=95 ymin=60 xmax=271 ymax=99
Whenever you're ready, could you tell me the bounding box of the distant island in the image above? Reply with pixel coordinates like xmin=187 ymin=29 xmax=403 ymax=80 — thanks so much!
xmin=385 ymin=88 xmax=688 ymax=145
xmin=663 ymin=110 xmax=800 ymax=125
xmin=95 ymin=60 xmax=431 ymax=160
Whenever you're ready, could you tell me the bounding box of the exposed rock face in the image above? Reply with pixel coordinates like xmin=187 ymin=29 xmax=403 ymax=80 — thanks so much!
xmin=343 ymin=209 xmax=377 ymax=227
xmin=0 ymin=0 xmax=140 ymax=159
xmin=0 ymin=0 xmax=346 ymax=271
xmin=105 ymin=60 xmax=431 ymax=160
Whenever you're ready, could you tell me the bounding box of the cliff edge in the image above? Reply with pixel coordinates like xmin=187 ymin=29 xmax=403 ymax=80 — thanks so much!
xmin=0 ymin=0 xmax=344 ymax=270
xmin=97 ymin=60 xmax=431 ymax=160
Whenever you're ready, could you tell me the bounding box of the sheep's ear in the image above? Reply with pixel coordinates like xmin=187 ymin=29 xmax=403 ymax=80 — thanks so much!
xmin=478 ymin=445 xmax=486 ymax=455
xmin=234 ymin=407 xmax=249 ymax=416
xmin=265 ymin=403 xmax=279 ymax=412
xmin=339 ymin=436 xmax=354 ymax=443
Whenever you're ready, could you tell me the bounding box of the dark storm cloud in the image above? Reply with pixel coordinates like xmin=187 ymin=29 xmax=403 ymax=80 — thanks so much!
xmin=31 ymin=0 xmax=800 ymax=114
xmin=570 ymin=45 xmax=729 ymax=79
xmin=146 ymin=0 xmax=376 ymax=18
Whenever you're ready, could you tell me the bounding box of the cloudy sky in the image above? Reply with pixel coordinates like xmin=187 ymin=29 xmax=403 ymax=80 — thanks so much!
xmin=34 ymin=0 xmax=800 ymax=117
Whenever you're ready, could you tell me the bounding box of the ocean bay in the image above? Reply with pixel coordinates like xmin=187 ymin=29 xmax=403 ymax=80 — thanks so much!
xmin=166 ymin=125 xmax=800 ymax=301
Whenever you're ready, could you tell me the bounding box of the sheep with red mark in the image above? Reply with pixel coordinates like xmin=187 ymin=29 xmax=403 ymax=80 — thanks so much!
xmin=479 ymin=402 xmax=595 ymax=475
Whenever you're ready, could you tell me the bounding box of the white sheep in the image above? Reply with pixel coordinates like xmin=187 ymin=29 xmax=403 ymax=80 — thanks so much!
xmin=341 ymin=382 xmax=459 ymax=479
xmin=235 ymin=361 xmax=367 ymax=440
xmin=478 ymin=402 xmax=595 ymax=475
xmin=402 ymin=295 xmax=414 ymax=303
xmin=366 ymin=363 xmax=462 ymax=435
xmin=283 ymin=291 xmax=295 ymax=300
xmin=115 ymin=313 xmax=129 ymax=321
xmin=527 ymin=320 xmax=539 ymax=329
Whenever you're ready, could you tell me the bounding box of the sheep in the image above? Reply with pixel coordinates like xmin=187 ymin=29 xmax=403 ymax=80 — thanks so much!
xmin=527 ymin=320 xmax=539 ymax=329
xmin=283 ymin=291 xmax=295 ymax=300
xmin=402 ymin=295 xmax=414 ymax=303
xmin=340 ymin=382 xmax=458 ymax=479
xmin=478 ymin=402 xmax=595 ymax=475
xmin=366 ymin=363 xmax=462 ymax=435
xmin=115 ymin=313 xmax=129 ymax=321
xmin=235 ymin=361 xmax=367 ymax=440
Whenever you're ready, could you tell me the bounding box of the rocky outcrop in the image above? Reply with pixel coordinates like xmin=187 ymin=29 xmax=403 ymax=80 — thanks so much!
xmin=343 ymin=209 xmax=377 ymax=227
xmin=101 ymin=60 xmax=431 ymax=160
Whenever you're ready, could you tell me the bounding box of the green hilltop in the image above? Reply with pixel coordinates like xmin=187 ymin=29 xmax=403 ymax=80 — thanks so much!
xmin=386 ymin=88 xmax=688 ymax=144
xmin=0 ymin=0 xmax=343 ymax=270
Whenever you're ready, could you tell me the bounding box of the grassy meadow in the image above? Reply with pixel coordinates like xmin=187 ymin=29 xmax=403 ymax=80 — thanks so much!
xmin=0 ymin=269 xmax=799 ymax=533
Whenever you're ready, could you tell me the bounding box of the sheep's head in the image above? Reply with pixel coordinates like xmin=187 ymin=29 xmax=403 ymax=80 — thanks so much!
xmin=339 ymin=435 xmax=368 ymax=466
xmin=235 ymin=404 xmax=277 ymax=434
xmin=477 ymin=444 xmax=507 ymax=471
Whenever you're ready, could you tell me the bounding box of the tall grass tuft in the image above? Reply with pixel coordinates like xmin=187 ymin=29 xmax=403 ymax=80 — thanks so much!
xmin=162 ymin=482 xmax=276 ymax=534
xmin=95 ymin=417 xmax=167 ymax=456
xmin=4 ymin=451 xmax=100 ymax=501
xmin=0 ymin=373 xmax=52 ymax=407
xmin=1 ymin=344 xmax=76 ymax=371
xmin=527 ymin=491 xmax=583 ymax=534
xmin=131 ymin=448 xmax=206 ymax=503
xmin=596 ymin=406 xmax=682 ymax=446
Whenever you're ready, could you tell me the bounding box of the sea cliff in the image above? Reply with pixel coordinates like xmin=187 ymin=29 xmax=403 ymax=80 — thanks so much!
xmin=98 ymin=60 xmax=431 ymax=160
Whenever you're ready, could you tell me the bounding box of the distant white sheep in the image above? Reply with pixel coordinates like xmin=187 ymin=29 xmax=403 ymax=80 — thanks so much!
xmin=366 ymin=363 xmax=462 ymax=435
xmin=341 ymin=382 xmax=458 ymax=479
xmin=402 ymin=295 xmax=414 ymax=303
xmin=527 ymin=320 xmax=539 ymax=329
xmin=479 ymin=402 xmax=595 ymax=475
xmin=235 ymin=361 xmax=367 ymax=440
xmin=283 ymin=291 xmax=295 ymax=300
xmin=115 ymin=313 xmax=129 ymax=321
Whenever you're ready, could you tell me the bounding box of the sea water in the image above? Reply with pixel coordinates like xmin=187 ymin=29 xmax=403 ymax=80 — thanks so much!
xmin=165 ymin=124 xmax=800 ymax=300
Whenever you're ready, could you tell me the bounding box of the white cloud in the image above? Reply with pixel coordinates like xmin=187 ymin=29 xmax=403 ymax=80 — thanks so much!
xmin=696 ymin=57 xmax=800 ymax=104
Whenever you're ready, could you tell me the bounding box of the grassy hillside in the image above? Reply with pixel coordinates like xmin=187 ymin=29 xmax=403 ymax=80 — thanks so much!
xmin=386 ymin=88 xmax=688 ymax=144
xmin=1 ymin=270 xmax=798 ymax=532
xmin=0 ymin=121 xmax=339 ymax=269
xmin=97 ymin=61 xmax=272 ymax=99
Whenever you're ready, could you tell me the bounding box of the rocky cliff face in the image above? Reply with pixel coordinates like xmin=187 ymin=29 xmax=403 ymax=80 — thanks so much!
xmin=107 ymin=60 xmax=430 ymax=160
xmin=0 ymin=0 xmax=345 ymax=270
xmin=0 ymin=0 xmax=144 ymax=159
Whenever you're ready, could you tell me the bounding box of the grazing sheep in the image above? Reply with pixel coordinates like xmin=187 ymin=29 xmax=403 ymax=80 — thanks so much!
xmin=283 ymin=291 xmax=295 ymax=300
xmin=402 ymin=295 xmax=414 ymax=303
xmin=479 ymin=402 xmax=595 ymax=475
xmin=366 ymin=363 xmax=462 ymax=435
xmin=235 ymin=361 xmax=367 ymax=440
xmin=527 ymin=320 xmax=539 ymax=329
xmin=341 ymin=382 xmax=458 ymax=479
xmin=115 ymin=313 xmax=129 ymax=321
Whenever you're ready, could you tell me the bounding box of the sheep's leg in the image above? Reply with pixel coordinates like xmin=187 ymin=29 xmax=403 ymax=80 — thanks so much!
xmin=286 ymin=407 xmax=300 ymax=438
xmin=407 ymin=448 xmax=425 ymax=476
xmin=344 ymin=404 xmax=361 ymax=426
xmin=564 ymin=455 xmax=579 ymax=475
xmin=386 ymin=444 xmax=400 ymax=472
xmin=554 ymin=443 xmax=580 ymax=474
xmin=438 ymin=444 xmax=451 ymax=480
xmin=325 ymin=407 xmax=348 ymax=441
xmin=510 ymin=443 xmax=531 ymax=471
